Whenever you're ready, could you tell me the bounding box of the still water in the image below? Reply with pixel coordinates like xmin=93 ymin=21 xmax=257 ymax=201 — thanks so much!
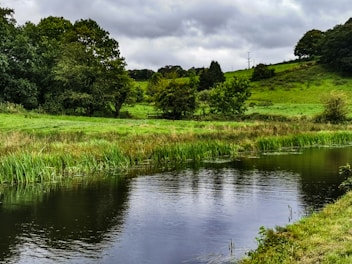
xmin=0 ymin=147 xmax=351 ymax=263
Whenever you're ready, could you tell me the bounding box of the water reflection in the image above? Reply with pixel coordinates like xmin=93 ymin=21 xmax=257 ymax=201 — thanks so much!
xmin=0 ymin=178 xmax=130 ymax=263
xmin=0 ymin=147 xmax=350 ymax=263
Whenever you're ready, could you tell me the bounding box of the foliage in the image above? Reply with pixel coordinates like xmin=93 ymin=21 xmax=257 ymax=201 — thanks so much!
xmin=146 ymin=72 xmax=167 ymax=101
xmin=157 ymin=65 xmax=187 ymax=78
xmin=315 ymin=91 xmax=349 ymax=123
xmin=209 ymin=77 xmax=251 ymax=116
xmin=154 ymin=79 xmax=197 ymax=119
xmin=339 ymin=163 xmax=352 ymax=191
xmin=128 ymin=69 xmax=155 ymax=81
xmin=251 ymin=63 xmax=275 ymax=81
xmin=294 ymin=29 xmax=325 ymax=59
xmin=198 ymin=61 xmax=225 ymax=91
xmin=320 ymin=19 xmax=352 ymax=73
xmin=0 ymin=4 xmax=132 ymax=117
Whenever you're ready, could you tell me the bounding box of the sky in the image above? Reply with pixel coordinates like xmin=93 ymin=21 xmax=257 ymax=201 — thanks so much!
xmin=2 ymin=0 xmax=352 ymax=72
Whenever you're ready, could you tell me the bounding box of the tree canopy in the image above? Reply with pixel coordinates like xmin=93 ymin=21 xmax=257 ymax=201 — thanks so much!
xmin=294 ymin=29 xmax=325 ymax=59
xmin=198 ymin=61 xmax=225 ymax=91
xmin=0 ymin=5 xmax=133 ymax=117
xmin=320 ymin=19 xmax=352 ymax=73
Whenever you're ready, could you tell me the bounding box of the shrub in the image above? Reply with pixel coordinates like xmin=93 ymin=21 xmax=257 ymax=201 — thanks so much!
xmin=315 ymin=91 xmax=349 ymax=123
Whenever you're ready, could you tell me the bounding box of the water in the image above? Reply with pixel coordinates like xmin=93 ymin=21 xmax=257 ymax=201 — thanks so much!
xmin=0 ymin=147 xmax=351 ymax=264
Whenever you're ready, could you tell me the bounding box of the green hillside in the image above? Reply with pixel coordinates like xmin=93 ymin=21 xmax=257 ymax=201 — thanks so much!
xmin=245 ymin=62 xmax=352 ymax=118
xmin=129 ymin=61 xmax=352 ymax=119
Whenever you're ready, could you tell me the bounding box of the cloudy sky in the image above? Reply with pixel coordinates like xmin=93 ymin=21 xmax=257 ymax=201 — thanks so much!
xmin=2 ymin=0 xmax=352 ymax=72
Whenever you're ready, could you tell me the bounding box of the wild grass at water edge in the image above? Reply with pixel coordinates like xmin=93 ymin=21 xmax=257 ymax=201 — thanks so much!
xmin=1 ymin=125 xmax=352 ymax=184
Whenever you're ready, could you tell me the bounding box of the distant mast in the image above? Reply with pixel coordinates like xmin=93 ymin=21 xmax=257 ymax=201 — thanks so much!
xmin=247 ymin=52 xmax=251 ymax=69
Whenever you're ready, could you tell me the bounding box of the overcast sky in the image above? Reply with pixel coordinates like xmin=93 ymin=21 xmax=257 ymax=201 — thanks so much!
xmin=2 ymin=0 xmax=352 ymax=72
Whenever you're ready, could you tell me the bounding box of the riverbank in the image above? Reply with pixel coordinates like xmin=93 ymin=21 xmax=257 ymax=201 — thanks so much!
xmin=2 ymin=113 xmax=352 ymax=262
xmin=1 ymin=113 xmax=352 ymax=184
xmin=239 ymin=190 xmax=352 ymax=263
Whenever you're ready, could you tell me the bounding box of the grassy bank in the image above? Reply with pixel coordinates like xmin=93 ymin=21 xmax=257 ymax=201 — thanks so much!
xmin=240 ymin=191 xmax=352 ymax=264
xmin=1 ymin=113 xmax=352 ymax=184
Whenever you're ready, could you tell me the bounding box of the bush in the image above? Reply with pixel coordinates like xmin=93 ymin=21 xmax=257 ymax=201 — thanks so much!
xmin=251 ymin=63 xmax=275 ymax=81
xmin=315 ymin=91 xmax=349 ymax=123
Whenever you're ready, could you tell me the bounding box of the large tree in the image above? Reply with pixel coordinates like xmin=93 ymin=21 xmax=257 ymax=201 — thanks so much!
xmin=320 ymin=19 xmax=352 ymax=73
xmin=53 ymin=19 xmax=132 ymax=116
xmin=294 ymin=29 xmax=325 ymax=60
xmin=0 ymin=6 xmax=16 ymax=101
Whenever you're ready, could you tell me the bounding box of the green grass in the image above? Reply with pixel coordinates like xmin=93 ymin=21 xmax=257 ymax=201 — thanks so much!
xmin=240 ymin=190 xmax=352 ymax=264
xmin=1 ymin=113 xmax=352 ymax=184
xmin=133 ymin=61 xmax=352 ymax=119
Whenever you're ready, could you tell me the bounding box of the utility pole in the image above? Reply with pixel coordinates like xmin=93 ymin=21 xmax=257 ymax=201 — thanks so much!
xmin=247 ymin=52 xmax=251 ymax=69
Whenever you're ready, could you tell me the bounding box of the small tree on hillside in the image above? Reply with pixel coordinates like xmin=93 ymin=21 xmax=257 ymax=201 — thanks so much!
xmin=251 ymin=63 xmax=275 ymax=81
xmin=209 ymin=77 xmax=251 ymax=116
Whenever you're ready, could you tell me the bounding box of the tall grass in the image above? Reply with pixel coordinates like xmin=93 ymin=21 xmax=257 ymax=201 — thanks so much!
xmin=1 ymin=113 xmax=352 ymax=184
xmin=257 ymin=131 xmax=352 ymax=152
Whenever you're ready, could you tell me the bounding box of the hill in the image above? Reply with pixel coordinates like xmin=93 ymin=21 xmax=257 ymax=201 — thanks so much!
xmin=128 ymin=61 xmax=352 ymax=119
xmin=245 ymin=62 xmax=352 ymax=118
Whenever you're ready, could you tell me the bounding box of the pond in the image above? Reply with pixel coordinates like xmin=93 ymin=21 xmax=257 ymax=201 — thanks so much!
xmin=0 ymin=147 xmax=351 ymax=264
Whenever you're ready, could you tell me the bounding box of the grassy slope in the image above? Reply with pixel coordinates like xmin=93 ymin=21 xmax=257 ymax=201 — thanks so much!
xmin=128 ymin=61 xmax=352 ymax=119
xmin=240 ymin=191 xmax=352 ymax=264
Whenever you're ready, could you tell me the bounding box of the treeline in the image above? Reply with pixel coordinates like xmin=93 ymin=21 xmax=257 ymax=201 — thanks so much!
xmin=2 ymin=2 xmax=352 ymax=120
xmin=0 ymin=6 xmax=132 ymax=117
xmin=294 ymin=18 xmax=352 ymax=74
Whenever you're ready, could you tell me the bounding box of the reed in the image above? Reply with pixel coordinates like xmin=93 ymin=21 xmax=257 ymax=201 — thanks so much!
xmin=256 ymin=131 xmax=352 ymax=152
xmin=1 ymin=113 xmax=352 ymax=184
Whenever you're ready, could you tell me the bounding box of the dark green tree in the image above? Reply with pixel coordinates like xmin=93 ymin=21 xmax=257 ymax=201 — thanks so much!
xmin=209 ymin=77 xmax=251 ymax=116
xmin=294 ymin=29 xmax=325 ymax=59
xmin=0 ymin=6 xmax=16 ymax=101
xmin=128 ymin=69 xmax=155 ymax=81
xmin=198 ymin=61 xmax=225 ymax=91
xmin=320 ymin=19 xmax=352 ymax=73
xmin=157 ymin=65 xmax=187 ymax=78
xmin=251 ymin=63 xmax=275 ymax=81
xmin=26 ymin=17 xmax=74 ymax=105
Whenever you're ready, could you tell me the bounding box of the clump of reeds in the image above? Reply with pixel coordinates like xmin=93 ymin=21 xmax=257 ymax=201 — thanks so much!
xmin=256 ymin=131 xmax=352 ymax=152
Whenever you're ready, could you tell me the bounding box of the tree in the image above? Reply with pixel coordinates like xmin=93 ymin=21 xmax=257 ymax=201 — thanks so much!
xmin=0 ymin=6 xmax=16 ymax=101
xmin=26 ymin=17 xmax=74 ymax=105
xmin=294 ymin=29 xmax=325 ymax=59
xmin=251 ymin=63 xmax=275 ymax=81
xmin=320 ymin=19 xmax=352 ymax=73
xmin=53 ymin=18 xmax=132 ymax=116
xmin=198 ymin=61 xmax=225 ymax=91
xmin=146 ymin=72 xmax=166 ymax=100
xmin=157 ymin=65 xmax=187 ymax=78
xmin=209 ymin=77 xmax=251 ymax=116
xmin=128 ymin=69 xmax=154 ymax=81
xmin=154 ymin=80 xmax=197 ymax=119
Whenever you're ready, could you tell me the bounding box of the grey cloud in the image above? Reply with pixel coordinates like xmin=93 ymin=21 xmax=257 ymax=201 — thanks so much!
xmin=3 ymin=0 xmax=352 ymax=71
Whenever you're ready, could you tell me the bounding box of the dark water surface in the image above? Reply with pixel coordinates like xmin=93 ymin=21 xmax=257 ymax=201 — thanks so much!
xmin=0 ymin=147 xmax=351 ymax=264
